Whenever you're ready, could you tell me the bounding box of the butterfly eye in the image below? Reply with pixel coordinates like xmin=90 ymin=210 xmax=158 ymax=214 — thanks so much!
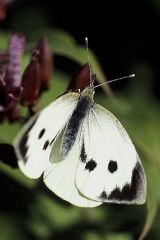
xmin=85 ymin=159 xmax=97 ymax=172
xmin=38 ymin=128 xmax=46 ymax=139
xmin=108 ymin=160 xmax=118 ymax=173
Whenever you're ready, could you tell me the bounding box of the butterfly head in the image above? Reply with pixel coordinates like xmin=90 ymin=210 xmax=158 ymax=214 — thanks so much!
xmin=80 ymin=85 xmax=95 ymax=100
xmin=80 ymin=70 xmax=96 ymax=100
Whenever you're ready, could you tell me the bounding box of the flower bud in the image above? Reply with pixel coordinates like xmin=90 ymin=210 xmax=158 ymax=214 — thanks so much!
xmin=20 ymin=50 xmax=41 ymax=106
xmin=68 ymin=63 xmax=90 ymax=91
xmin=36 ymin=37 xmax=52 ymax=90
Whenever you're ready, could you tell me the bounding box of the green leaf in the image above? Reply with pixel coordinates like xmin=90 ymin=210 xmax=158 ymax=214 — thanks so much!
xmin=83 ymin=232 xmax=102 ymax=240
xmin=144 ymin=160 xmax=160 ymax=201
xmin=107 ymin=233 xmax=133 ymax=240
xmin=0 ymin=122 xmax=20 ymax=143
xmin=0 ymin=162 xmax=37 ymax=189
xmin=0 ymin=213 xmax=28 ymax=240
xmin=83 ymin=232 xmax=133 ymax=240
xmin=139 ymin=197 xmax=158 ymax=240
xmin=27 ymin=193 xmax=82 ymax=238
xmin=0 ymin=31 xmax=9 ymax=50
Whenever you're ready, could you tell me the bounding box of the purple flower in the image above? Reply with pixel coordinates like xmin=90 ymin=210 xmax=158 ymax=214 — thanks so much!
xmin=0 ymin=33 xmax=25 ymax=121
xmin=6 ymin=33 xmax=25 ymax=88
xmin=0 ymin=33 xmax=53 ymax=121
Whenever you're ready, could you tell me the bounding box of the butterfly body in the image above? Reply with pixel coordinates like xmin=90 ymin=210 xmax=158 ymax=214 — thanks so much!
xmin=14 ymin=82 xmax=146 ymax=207
xmin=62 ymin=87 xmax=94 ymax=159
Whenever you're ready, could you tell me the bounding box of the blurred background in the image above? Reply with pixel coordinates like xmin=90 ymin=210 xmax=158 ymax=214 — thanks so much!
xmin=0 ymin=0 xmax=160 ymax=239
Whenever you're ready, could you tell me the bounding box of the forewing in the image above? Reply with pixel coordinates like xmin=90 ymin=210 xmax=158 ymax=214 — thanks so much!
xmin=14 ymin=92 xmax=79 ymax=178
xmin=75 ymin=104 xmax=147 ymax=204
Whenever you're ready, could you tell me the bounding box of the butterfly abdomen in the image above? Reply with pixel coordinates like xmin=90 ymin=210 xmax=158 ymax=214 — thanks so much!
xmin=62 ymin=94 xmax=94 ymax=159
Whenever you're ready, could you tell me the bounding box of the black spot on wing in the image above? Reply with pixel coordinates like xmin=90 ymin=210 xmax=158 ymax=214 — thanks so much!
xmin=121 ymin=184 xmax=131 ymax=200
xmin=108 ymin=160 xmax=117 ymax=173
xmin=130 ymin=161 xmax=144 ymax=200
xmin=108 ymin=187 xmax=121 ymax=201
xmin=108 ymin=162 xmax=144 ymax=202
xmin=20 ymin=134 xmax=28 ymax=162
xmin=85 ymin=159 xmax=97 ymax=172
xmin=19 ymin=117 xmax=37 ymax=163
xmin=62 ymin=95 xmax=93 ymax=158
xmin=38 ymin=128 xmax=45 ymax=139
xmin=80 ymin=141 xmax=87 ymax=163
xmin=108 ymin=184 xmax=131 ymax=201
xmin=99 ymin=191 xmax=107 ymax=200
xmin=43 ymin=140 xmax=50 ymax=150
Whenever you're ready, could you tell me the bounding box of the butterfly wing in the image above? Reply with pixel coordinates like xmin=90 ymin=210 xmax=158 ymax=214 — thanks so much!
xmin=43 ymin=125 xmax=102 ymax=208
xmin=14 ymin=92 xmax=79 ymax=178
xmin=75 ymin=103 xmax=147 ymax=204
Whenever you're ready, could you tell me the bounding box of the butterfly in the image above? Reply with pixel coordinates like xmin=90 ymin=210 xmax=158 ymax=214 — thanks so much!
xmin=14 ymin=40 xmax=147 ymax=208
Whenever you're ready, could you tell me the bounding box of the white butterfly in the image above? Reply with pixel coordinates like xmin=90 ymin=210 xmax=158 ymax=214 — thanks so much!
xmin=14 ymin=73 xmax=147 ymax=207
xmin=14 ymin=36 xmax=146 ymax=207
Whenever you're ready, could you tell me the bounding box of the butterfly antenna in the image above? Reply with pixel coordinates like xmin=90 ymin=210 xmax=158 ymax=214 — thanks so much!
xmin=85 ymin=37 xmax=93 ymax=87
xmin=93 ymin=74 xmax=135 ymax=89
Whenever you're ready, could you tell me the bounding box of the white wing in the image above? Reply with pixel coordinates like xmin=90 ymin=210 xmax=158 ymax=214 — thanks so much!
xmin=75 ymin=103 xmax=147 ymax=204
xmin=43 ymin=127 xmax=102 ymax=208
xmin=14 ymin=92 xmax=79 ymax=179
